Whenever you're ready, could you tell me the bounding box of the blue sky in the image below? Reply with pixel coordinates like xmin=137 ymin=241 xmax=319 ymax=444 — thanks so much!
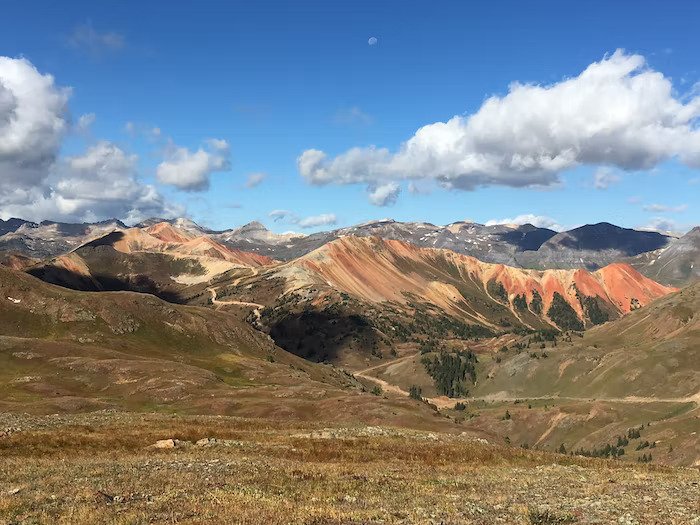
xmin=0 ymin=0 xmax=698 ymax=233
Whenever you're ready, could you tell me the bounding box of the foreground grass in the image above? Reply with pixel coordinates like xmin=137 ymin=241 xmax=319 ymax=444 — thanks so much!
xmin=0 ymin=413 xmax=698 ymax=524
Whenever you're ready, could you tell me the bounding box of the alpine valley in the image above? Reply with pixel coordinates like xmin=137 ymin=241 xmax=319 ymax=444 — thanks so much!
xmin=1 ymin=215 xmax=697 ymax=478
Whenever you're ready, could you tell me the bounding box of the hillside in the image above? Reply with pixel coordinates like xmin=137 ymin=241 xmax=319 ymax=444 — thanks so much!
xmin=515 ymin=223 xmax=672 ymax=269
xmin=357 ymin=284 xmax=700 ymax=465
xmin=2 ymin=216 xmax=681 ymax=272
xmin=0 ymin=218 xmax=128 ymax=258
xmin=0 ymin=266 xmax=453 ymax=428
xmin=209 ymin=236 xmax=675 ymax=367
xmin=217 ymin=219 xmax=675 ymax=270
xmin=629 ymin=227 xmax=700 ymax=286
xmin=28 ymin=224 xmax=274 ymax=302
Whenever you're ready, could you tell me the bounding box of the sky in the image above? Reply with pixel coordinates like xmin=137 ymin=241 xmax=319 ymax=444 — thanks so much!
xmin=0 ymin=0 xmax=698 ymax=234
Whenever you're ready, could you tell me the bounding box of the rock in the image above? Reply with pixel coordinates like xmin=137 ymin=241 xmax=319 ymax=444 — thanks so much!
xmin=152 ymin=439 xmax=176 ymax=449
xmin=7 ymin=487 xmax=21 ymax=496
xmin=149 ymin=438 xmax=191 ymax=449
xmin=196 ymin=438 xmax=218 ymax=447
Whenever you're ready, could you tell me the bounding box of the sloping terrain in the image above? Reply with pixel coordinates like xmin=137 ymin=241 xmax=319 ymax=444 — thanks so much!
xmin=0 ymin=251 xmax=37 ymax=270
xmin=210 ymin=236 xmax=675 ymax=367
xmin=357 ymin=284 xmax=700 ymax=465
xmin=462 ymin=285 xmax=700 ymax=401
xmin=375 ymin=283 xmax=699 ymax=401
xmin=284 ymin=236 xmax=672 ymax=327
xmin=4 ymin=215 xmax=679 ymax=272
xmin=0 ymin=266 xmax=449 ymax=428
xmin=0 ymin=218 xmax=128 ymax=258
xmin=1 ymin=412 xmax=698 ymax=524
xmin=217 ymin=219 xmax=561 ymax=263
xmin=516 ymin=222 xmax=673 ymax=270
xmin=217 ymin=219 xmax=675 ymax=270
xmin=28 ymin=224 xmax=273 ymax=302
xmin=629 ymin=226 xmax=700 ymax=286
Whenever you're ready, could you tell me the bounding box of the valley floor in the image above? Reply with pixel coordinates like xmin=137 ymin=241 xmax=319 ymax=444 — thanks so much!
xmin=0 ymin=412 xmax=698 ymax=525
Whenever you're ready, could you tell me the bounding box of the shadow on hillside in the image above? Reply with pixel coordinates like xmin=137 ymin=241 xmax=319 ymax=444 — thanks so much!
xmin=27 ymin=264 xmax=186 ymax=304
xmin=267 ymin=309 xmax=381 ymax=363
xmin=82 ymin=230 xmax=125 ymax=248
xmin=495 ymin=229 xmax=556 ymax=251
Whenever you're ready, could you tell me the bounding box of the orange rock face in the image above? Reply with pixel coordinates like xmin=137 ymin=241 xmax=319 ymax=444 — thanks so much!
xmin=109 ymin=223 xmax=274 ymax=267
xmin=291 ymin=236 xmax=676 ymax=326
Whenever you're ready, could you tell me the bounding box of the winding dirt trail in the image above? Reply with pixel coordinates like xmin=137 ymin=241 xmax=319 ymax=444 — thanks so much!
xmin=206 ymin=268 xmax=264 ymax=316
xmin=354 ymin=353 xmax=421 ymax=397
xmin=353 ymin=354 xmax=700 ymax=409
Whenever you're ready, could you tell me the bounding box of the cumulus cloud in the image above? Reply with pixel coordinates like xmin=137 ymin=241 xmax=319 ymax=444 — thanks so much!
xmin=0 ymin=56 xmax=179 ymax=223
xmin=485 ymin=214 xmax=563 ymax=231
xmin=1 ymin=141 xmax=181 ymax=223
xmin=368 ymin=182 xmax=400 ymax=206
xmin=0 ymin=56 xmax=70 ymax=189
xmin=642 ymin=203 xmax=688 ymax=213
xmin=66 ymin=22 xmax=125 ymax=57
xmin=157 ymin=139 xmax=231 ymax=191
xmin=245 ymin=172 xmax=267 ymax=188
xmin=298 ymin=50 xmax=700 ymax=203
xmin=593 ymin=167 xmax=621 ymax=189
xmin=268 ymin=210 xmax=337 ymax=229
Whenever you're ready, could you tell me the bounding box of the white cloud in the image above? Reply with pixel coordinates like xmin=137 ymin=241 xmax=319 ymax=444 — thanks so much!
xmin=1 ymin=141 xmax=181 ymax=223
xmin=368 ymin=182 xmax=400 ymax=206
xmin=640 ymin=217 xmax=679 ymax=234
xmin=269 ymin=209 xmax=294 ymax=222
xmin=0 ymin=56 xmax=179 ymax=224
xmin=268 ymin=210 xmax=337 ymax=229
xmin=66 ymin=22 xmax=125 ymax=57
xmin=245 ymin=172 xmax=267 ymax=188
xmin=298 ymin=50 xmax=700 ymax=202
xmin=485 ymin=214 xmax=563 ymax=231
xmin=157 ymin=139 xmax=231 ymax=191
xmin=297 ymin=213 xmax=337 ymax=228
xmin=642 ymin=203 xmax=688 ymax=213
xmin=0 ymin=56 xmax=70 ymax=189
xmin=593 ymin=167 xmax=621 ymax=189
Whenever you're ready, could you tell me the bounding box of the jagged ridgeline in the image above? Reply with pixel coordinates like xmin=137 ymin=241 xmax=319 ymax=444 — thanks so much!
xmin=153 ymin=235 xmax=675 ymax=369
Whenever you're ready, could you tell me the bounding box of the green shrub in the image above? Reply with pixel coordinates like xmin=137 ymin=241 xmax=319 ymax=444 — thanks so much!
xmin=487 ymin=280 xmax=508 ymax=303
xmin=421 ymin=350 xmax=477 ymax=398
xmin=409 ymin=385 xmax=423 ymax=400
xmin=529 ymin=290 xmax=543 ymax=314
xmin=547 ymin=292 xmax=584 ymax=331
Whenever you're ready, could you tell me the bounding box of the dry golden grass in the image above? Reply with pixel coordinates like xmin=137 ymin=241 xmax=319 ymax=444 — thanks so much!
xmin=0 ymin=413 xmax=697 ymax=524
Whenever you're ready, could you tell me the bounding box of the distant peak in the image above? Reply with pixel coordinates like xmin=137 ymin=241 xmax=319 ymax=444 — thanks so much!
xmin=238 ymin=221 xmax=268 ymax=232
xmin=172 ymin=217 xmax=202 ymax=228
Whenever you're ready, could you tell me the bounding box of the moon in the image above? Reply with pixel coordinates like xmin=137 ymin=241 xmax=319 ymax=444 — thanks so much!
xmin=368 ymin=36 xmax=378 ymax=46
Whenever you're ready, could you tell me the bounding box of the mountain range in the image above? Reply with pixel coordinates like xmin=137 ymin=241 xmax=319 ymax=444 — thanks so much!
xmin=2 ymin=216 xmax=698 ymax=284
xmin=0 ymin=214 xmax=698 ymax=467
